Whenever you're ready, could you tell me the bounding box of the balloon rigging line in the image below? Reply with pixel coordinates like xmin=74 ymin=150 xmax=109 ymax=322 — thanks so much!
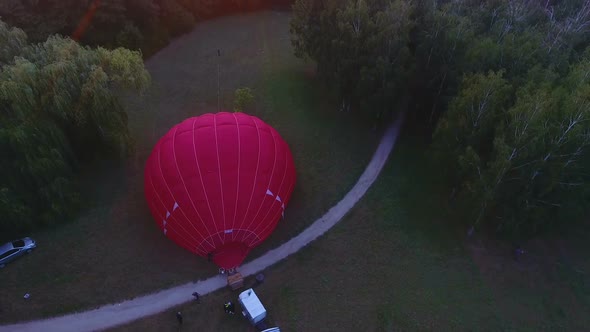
xmin=147 ymin=172 xmax=205 ymax=254
xmin=231 ymin=113 xmax=242 ymax=242
xmin=236 ymin=116 xmax=263 ymax=236
xmin=191 ymin=118 xmax=226 ymax=246
xmin=156 ymin=140 xmax=209 ymax=248
xmin=242 ymin=123 xmax=279 ymax=241
xmin=249 ymin=147 xmax=290 ymax=246
xmin=213 ymin=115 xmax=228 ymax=242
xmin=171 ymin=126 xmax=216 ymax=250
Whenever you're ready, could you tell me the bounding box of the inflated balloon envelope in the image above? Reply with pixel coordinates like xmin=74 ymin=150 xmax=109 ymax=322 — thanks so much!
xmin=144 ymin=112 xmax=296 ymax=270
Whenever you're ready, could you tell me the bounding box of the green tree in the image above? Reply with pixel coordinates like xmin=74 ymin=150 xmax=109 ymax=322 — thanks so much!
xmin=116 ymin=23 xmax=144 ymax=50
xmin=432 ymin=70 xmax=512 ymax=232
xmin=0 ymin=20 xmax=27 ymax=66
xmin=433 ymin=70 xmax=512 ymax=174
xmin=291 ymin=0 xmax=414 ymax=117
xmin=158 ymin=0 xmax=196 ymax=36
xmin=83 ymin=0 xmax=131 ymax=47
xmin=0 ymin=21 xmax=150 ymax=234
xmin=233 ymin=87 xmax=254 ymax=112
xmin=0 ymin=0 xmax=34 ymax=35
xmin=0 ymin=0 xmax=88 ymax=42
xmin=435 ymin=62 xmax=590 ymax=237
xmin=358 ymin=0 xmax=414 ymax=118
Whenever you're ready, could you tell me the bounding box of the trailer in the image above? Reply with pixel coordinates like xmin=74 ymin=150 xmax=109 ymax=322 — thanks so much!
xmin=238 ymin=288 xmax=280 ymax=331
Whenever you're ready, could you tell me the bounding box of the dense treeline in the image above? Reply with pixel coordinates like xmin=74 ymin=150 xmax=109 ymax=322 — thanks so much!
xmin=0 ymin=0 xmax=294 ymax=56
xmin=291 ymin=0 xmax=590 ymax=239
xmin=291 ymin=0 xmax=415 ymax=118
xmin=2 ymin=0 xmax=588 ymax=239
xmin=0 ymin=21 xmax=150 ymax=235
xmin=0 ymin=1 xmax=297 ymax=235
xmin=0 ymin=1 xmax=295 ymax=235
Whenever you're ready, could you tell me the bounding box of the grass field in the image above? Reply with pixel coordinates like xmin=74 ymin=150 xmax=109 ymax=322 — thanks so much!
xmin=110 ymin=137 xmax=590 ymax=332
xmin=0 ymin=11 xmax=377 ymax=323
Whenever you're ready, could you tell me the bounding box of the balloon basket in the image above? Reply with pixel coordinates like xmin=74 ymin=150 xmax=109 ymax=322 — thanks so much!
xmin=227 ymin=272 xmax=244 ymax=290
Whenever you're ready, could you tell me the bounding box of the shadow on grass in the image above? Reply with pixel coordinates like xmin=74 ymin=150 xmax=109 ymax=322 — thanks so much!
xmin=373 ymin=133 xmax=459 ymax=253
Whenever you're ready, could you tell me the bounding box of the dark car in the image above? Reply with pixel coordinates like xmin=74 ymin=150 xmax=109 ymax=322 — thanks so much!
xmin=0 ymin=237 xmax=37 ymax=268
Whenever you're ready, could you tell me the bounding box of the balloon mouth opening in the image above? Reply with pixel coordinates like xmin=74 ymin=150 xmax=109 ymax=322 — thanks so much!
xmin=212 ymin=242 xmax=250 ymax=270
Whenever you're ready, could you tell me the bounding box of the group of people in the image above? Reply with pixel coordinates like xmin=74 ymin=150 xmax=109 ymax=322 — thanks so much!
xmin=175 ymin=292 xmax=237 ymax=327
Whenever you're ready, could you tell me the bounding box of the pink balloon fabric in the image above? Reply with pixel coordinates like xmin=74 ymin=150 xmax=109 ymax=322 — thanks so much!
xmin=144 ymin=112 xmax=296 ymax=269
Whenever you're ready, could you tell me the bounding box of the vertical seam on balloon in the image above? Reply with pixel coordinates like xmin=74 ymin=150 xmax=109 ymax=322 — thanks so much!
xmin=171 ymin=125 xmax=216 ymax=250
xmin=235 ymin=115 xmax=261 ymax=237
xmin=242 ymin=120 xmax=278 ymax=244
xmin=248 ymin=137 xmax=289 ymax=246
xmin=214 ymin=115 xmax=227 ymax=244
xmin=246 ymin=134 xmax=289 ymax=246
xmin=192 ymin=117 xmax=225 ymax=247
xmin=156 ymin=138 xmax=204 ymax=247
xmin=251 ymin=167 xmax=295 ymax=248
xmin=148 ymin=169 xmax=202 ymax=253
xmin=231 ymin=113 xmax=240 ymax=242
xmin=151 ymin=144 xmax=205 ymax=253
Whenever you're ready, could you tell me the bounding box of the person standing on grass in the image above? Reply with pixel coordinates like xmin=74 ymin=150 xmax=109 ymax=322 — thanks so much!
xmin=224 ymin=301 xmax=230 ymax=314
xmin=176 ymin=311 xmax=183 ymax=326
xmin=228 ymin=301 xmax=235 ymax=315
xmin=224 ymin=301 xmax=235 ymax=314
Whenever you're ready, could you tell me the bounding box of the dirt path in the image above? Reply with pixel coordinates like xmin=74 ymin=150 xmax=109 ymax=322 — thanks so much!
xmin=0 ymin=115 xmax=403 ymax=332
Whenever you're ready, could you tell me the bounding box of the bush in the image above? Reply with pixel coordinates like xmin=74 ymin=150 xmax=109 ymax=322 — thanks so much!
xmin=233 ymin=87 xmax=254 ymax=112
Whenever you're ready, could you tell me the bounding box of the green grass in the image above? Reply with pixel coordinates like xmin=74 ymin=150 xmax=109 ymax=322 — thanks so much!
xmin=0 ymin=11 xmax=377 ymax=323
xmin=110 ymin=138 xmax=590 ymax=332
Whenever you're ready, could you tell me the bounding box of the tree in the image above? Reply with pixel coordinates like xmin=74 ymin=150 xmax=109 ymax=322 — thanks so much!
xmin=432 ymin=70 xmax=513 ymax=233
xmin=289 ymin=0 xmax=590 ymax=238
xmin=125 ymin=0 xmax=160 ymax=30
xmin=158 ymin=0 xmax=196 ymax=36
xmin=433 ymin=70 xmax=512 ymax=175
xmin=0 ymin=0 xmax=34 ymax=35
xmin=291 ymin=0 xmax=414 ymax=117
xmin=0 ymin=20 xmax=27 ymax=66
xmin=0 ymin=0 xmax=87 ymax=42
xmin=434 ymin=61 xmax=590 ymax=238
xmin=0 ymin=21 xmax=150 ymax=234
xmin=83 ymin=0 xmax=131 ymax=47
xmin=233 ymin=87 xmax=254 ymax=112
xmin=116 ymin=22 xmax=144 ymax=50
xmin=358 ymin=0 xmax=414 ymax=118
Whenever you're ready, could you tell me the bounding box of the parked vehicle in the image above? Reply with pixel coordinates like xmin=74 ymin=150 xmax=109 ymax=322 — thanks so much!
xmin=238 ymin=288 xmax=280 ymax=332
xmin=0 ymin=237 xmax=37 ymax=268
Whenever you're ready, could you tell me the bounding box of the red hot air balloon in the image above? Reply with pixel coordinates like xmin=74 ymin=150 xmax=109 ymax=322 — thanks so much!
xmin=144 ymin=112 xmax=296 ymax=270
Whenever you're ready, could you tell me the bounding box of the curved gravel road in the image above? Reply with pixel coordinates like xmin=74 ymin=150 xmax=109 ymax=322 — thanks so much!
xmin=0 ymin=114 xmax=404 ymax=332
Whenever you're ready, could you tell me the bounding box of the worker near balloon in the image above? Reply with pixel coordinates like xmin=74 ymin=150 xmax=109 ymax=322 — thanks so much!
xmin=144 ymin=112 xmax=296 ymax=273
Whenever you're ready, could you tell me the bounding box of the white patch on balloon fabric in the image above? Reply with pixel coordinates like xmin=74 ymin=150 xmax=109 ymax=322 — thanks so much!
xmin=173 ymin=202 xmax=179 ymax=211
xmin=163 ymin=219 xmax=167 ymax=227
xmin=266 ymin=189 xmax=274 ymax=196
xmin=224 ymin=229 xmax=234 ymax=234
xmin=166 ymin=211 xmax=171 ymax=219
xmin=275 ymin=195 xmax=282 ymax=202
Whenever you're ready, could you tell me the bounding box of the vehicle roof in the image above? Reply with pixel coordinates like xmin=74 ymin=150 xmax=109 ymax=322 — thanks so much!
xmin=239 ymin=289 xmax=266 ymax=318
xmin=0 ymin=242 xmax=14 ymax=253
